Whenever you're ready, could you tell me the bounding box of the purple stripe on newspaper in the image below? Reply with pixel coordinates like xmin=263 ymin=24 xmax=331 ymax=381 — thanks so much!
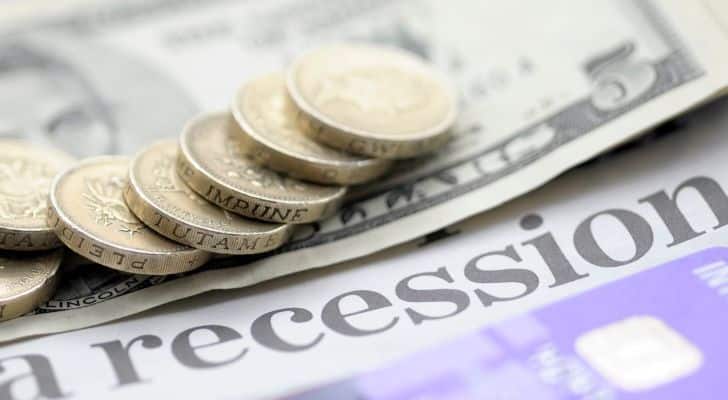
xmin=286 ymin=247 xmax=728 ymax=399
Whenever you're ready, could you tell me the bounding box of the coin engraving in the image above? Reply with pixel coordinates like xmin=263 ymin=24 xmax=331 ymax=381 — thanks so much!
xmin=256 ymin=87 xmax=319 ymax=154
xmin=0 ymin=250 xmax=62 ymax=321
xmin=148 ymin=153 xmax=230 ymax=219
xmin=152 ymin=156 xmax=215 ymax=208
xmin=222 ymin=137 xmax=309 ymax=193
xmin=0 ymin=140 xmax=75 ymax=250
xmin=288 ymin=44 xmax=457 ymax=159
xmin=178 ymin=112 xmax=346 ymax=224
xmin=0 ymin=231 xmax=57 ymax=250
xmin=126 ymin=141 xmax=293 ymax=254
xmin=151 ymin=155 xmax=178 ymax=191
xmin=50 ymin=156 xmax=209 ymax=275
xmin=0 ymin=157 xmax=55 ymax=220
xmin=245 ymin=75 xmax=350 ymax=160
xmin=84 ymin=176 xmax=146 ymax=239
xmin=314 ymin=68 xmax=428 ymax=116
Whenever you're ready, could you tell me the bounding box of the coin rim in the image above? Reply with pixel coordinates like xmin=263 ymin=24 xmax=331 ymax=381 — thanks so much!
xmin=178 ymin=111 xmax=348 ymax=207
xmin=49 ymin=155 xmax=208 ymax=258
xmin=286 ymin=42 xmax=458 ymax=142
xmin=127 ymin=140 xmax=294 ymax=253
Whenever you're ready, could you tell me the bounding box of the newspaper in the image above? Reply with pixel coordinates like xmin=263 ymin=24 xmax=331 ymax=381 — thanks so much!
xmin=289 ymin=248 xmax=728 ymax=399
xmin=2 ymin=0 xmax=728 ymax=342
xmin=2 ymin=93 xmax=728 ymax=399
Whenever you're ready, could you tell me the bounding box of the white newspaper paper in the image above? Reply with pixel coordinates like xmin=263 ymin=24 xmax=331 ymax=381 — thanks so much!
xmin=2 ymin=95 xmax=728 ymax=399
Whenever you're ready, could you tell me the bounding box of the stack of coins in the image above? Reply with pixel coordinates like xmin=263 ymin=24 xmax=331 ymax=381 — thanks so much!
xmin=0 ymin=140 xmax=73 ymax=321
xmin=0 ymin=42 xmax=457 ymax=321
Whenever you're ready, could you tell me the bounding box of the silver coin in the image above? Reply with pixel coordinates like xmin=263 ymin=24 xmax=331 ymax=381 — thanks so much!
xmin=287 ymin=43 xmax=458 ymax=159
xmin=231 ymin=72 xmax=392 ymax=185
xmin=126 ymin=140 xmax=294 ymax=255
xmin=0 ymin=249 xmax=62 ymax=322
xmin=48 ymin=156 xmax=210 ymax=275
xmin=0 ymin=139 xmax=75 ymax=251
xmin=177 ymin=112 xmax=346 ymax=224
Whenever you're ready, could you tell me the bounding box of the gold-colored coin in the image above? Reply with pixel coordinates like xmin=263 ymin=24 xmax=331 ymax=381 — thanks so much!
xmin=287 ymin=43 xmax=458 ymax=159
xmin=231 ymin=72 xmax=392 ymax=185
xmin=0 ymin=139 xmax=75 ymax=251
xmin=48 ymin=156 xmax=210 ymax=275
xmin=177 ymin=112 xmax=346 ymax=224
xmin=125 ymin=140 xmax=294 ymax=255
xmin=0 ymin=249 xmax=62 ymax=322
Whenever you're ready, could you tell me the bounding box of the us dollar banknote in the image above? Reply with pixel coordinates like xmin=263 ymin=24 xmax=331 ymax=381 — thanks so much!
xmin=1 ymin=0 xmax=728 ymax=343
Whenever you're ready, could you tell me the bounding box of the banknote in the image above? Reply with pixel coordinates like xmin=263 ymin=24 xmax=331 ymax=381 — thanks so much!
xmin=287 ymin=247 xmax=728 ymax=400
xmin=1 ymin=0 xmax=728 ymax=342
